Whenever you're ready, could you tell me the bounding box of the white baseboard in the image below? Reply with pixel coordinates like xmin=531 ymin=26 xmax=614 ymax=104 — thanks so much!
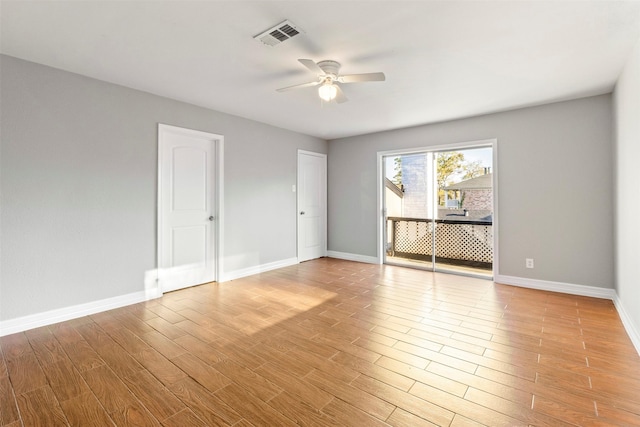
xmin=220 ymin=257 xmax=299 ymax=282
xmin=612 ymin=295 xmax=640 ymax=356
xmin=0 ymin=257 xmax=298 ymax=337
xmin=494 ymin=274 xmax=616 ymax=300
xmin=496 ymin=274 xmax=640 ymax=356
xmin=0 ymin=289 xmax=160 ymax=337
xmin=327 ymin=251 xmax=379 ymax=264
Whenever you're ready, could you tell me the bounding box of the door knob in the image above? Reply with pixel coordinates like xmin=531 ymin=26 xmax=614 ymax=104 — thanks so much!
xmin=209 ymin=216 xmax=215 ymax=221
xmin=300 ymin=211 xmax=305 ymax=215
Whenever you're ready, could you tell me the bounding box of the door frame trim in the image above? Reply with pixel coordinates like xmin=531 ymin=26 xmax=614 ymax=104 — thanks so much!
xmin=297 ymin=149 xmax=328 ymax=262
xmin=376 ymin=138 xmax=498 ymax=278
xmin=157 ymin=123 xmax=225 ymax=292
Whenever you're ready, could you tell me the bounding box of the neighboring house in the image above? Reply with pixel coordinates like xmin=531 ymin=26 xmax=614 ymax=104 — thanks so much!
xmin=400 ymin=153 xmax=432 ymax=218
xmin=384 ymin=178 xmax=404 ymax=217
xmin=443 ymin=173 xmax=493 ymax=211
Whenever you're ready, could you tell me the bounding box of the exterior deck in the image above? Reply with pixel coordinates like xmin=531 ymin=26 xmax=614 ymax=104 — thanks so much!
xmin=386 ymin=216 xmax=493 ymax=277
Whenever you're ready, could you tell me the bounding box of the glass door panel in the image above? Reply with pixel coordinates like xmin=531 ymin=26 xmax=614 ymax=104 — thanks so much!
xmin=434 ymin=148 xmax=493 ymax=278
xmin=383 ymin=152 xmax=435 ymax=270
xmin=383 ymin=146 xmax=493 ymax=279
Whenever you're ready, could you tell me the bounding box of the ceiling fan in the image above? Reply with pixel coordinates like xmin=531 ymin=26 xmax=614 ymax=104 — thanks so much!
xmin=276 ymin=59 xmax=385 ymax=103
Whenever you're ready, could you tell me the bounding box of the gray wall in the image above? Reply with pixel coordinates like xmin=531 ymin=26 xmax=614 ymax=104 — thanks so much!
xmin=614 ymin=39 xmax=640 ymax=337
xmin=0 ymin=55 xmax=327 ymax=321
xmin=328 ymin=95 xmax=614 ymax=289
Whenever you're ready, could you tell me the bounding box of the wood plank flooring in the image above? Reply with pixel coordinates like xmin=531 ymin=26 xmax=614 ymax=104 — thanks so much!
xmin=2 ymin=258 xmax=640 ymax=426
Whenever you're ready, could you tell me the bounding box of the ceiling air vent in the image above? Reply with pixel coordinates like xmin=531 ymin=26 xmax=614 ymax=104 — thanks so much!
xmin=254 ymin=20 xmax=302 ymax=46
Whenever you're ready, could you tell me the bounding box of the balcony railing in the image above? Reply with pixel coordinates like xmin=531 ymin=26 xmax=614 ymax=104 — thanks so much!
xmin=387 ymin=216 xmax=493 ymax=270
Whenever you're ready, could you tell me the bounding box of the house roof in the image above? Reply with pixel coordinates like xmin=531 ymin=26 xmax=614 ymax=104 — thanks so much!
xmin=443 ymin=173 xmax=492 ymax=190
xmin=385 ymin=178 xmax=404 ymax=198
xmin=2 ymin=2 xmax=640 ymax=139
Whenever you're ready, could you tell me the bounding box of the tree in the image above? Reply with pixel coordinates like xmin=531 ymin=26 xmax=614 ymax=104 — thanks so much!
xmin=462 ymin=160 xmax=484 ymax=180
xmin=436 ymin=152 xmax=465 ymax=206
xmin=392 ymin=157 xmax=402 ymax=186
xmin=436 ymin=152 xmax=465 ymax=189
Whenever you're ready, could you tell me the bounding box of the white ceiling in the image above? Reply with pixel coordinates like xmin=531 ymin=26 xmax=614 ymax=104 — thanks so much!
xmin=2 ymin=1 xmax=640 ymax=140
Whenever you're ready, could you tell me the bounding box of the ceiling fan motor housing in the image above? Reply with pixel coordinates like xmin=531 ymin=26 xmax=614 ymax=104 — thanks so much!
xmin=317 ymin=60 xmax=341 ymax=78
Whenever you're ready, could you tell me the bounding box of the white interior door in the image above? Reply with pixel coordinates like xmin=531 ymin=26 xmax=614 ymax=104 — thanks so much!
xmin=158 ymin=124 xmax=219 ymax=292
xmin=297 ymin=150 xmax=327 ymax=262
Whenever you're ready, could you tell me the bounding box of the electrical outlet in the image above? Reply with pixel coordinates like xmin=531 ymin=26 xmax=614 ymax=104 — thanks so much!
xmin=526 ymin=258 xmax=534 ymax=269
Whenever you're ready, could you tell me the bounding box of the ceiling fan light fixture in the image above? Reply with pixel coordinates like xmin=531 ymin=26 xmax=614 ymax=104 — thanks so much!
xmin=276 ymin=58 xmax=384 ymax=104
xmin=318 ymin=82 xmax=337 ymax=101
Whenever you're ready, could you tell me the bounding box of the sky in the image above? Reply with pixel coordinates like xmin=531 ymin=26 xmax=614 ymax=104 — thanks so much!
xmin=461 ymin=147 xmax=493 ymax=170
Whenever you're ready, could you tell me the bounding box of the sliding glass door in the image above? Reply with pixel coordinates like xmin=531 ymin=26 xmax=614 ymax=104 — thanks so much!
xmin=383 ymin=144 xmax=494 ymax=279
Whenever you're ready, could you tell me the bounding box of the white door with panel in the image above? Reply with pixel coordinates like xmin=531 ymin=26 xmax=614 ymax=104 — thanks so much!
xmin=158 ymin=124 xmax=219 ymax=293
xmin=297 ymin=151 xmax=327 ymax=262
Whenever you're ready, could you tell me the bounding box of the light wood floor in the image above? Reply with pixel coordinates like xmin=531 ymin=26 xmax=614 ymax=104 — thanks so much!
xmin=2 ymin=258 xmax=640 ymax=426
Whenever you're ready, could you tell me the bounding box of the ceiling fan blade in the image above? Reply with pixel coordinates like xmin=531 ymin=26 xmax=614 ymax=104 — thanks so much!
xmin=338 ymin=72 xmax=386 ymax=83
xmin=299 ymin=59 xmax=324 ymax=75
xmin=276 ymin=80 xmax=320 ymax=92
xmin=334 ymin=85 xmax=348 ymax=103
